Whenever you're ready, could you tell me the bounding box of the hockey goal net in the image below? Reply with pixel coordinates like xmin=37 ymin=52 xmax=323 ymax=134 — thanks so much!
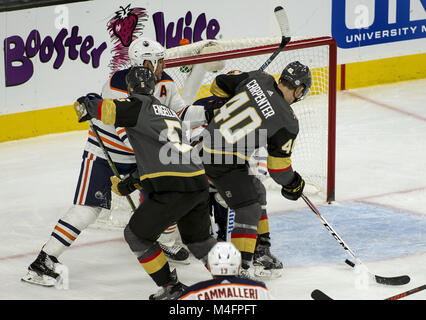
xmin=95 ymin=36 xmax=337 ymax=229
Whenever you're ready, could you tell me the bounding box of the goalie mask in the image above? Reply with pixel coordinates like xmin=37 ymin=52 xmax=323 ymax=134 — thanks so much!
xmin=279 ymin=61 xmax=312 ymax=102
xmin=125 ymin=66 xmax=156 ymax=95
xmin=207 ymin=242 xmax=241 ymax=276
xmin=128 ymin=37 xmax=165 ymax=71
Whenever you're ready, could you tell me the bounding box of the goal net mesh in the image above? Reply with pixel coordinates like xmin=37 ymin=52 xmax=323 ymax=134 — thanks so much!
xmin=94 ymin=36 xmax=335 ymax=229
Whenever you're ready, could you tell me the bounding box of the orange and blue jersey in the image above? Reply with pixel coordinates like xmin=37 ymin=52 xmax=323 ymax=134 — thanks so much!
xmin=178 ymin=276 xmax=273 ymax=300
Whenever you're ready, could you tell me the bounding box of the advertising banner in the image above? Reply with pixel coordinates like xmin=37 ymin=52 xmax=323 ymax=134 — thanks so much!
xmin=1 ymin=0 xmax=425 ymax=118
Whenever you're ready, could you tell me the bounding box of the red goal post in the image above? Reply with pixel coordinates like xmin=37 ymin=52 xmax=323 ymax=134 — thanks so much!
xmin=165 ymin=36 xmax=337 ymax=203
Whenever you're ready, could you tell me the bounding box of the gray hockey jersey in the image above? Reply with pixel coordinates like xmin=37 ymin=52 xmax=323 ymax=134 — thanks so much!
xmin=84 ymin=94 xmax=208 ymax=194
xmin=202 ymin=70 xmax=300 ymax=186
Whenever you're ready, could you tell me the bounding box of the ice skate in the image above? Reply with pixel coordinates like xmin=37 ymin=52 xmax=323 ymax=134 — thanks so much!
xmin=21 ymin=251 xmax=61 ymax=287
xmin=238 ymin=265 xmax=259 ymax=281
xmin=149 ymin=269 xmax=188 ymax=300
xmin=253 ymin=243 xmax=283 ymax=280
xmin=159 ymin=243 xmax=190 ymax=265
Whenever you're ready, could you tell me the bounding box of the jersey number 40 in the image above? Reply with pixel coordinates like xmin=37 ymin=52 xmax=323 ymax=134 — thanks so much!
xmin=214 ymin=92 xmax=262 ymax=144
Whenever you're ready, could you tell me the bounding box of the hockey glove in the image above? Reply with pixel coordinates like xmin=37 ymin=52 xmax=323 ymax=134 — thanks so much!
xmin=110 ymin=172 xmax=142 ymax=196
xmin=73 ymin=93 xmax=102 ymax=123
xmin=281 ymin=171 xmax=305 ymax=201
xmin=73 ymin=96 xmax=92 ymax=123
xmin=214 ymin=192 xmax=228 ymax=208
xmin=204 ymin=97 xmax=228 ymax=123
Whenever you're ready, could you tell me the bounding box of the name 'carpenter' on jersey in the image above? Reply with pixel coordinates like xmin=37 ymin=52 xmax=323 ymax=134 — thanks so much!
xmin=246 ymin=79 xmax=275 ymax=119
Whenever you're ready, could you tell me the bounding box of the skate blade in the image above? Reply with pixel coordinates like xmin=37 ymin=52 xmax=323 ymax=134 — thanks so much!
xmin=21 ymin=270 xmax=57 ymax=287
xmin=253 ymin=265 xmax=283 ymax=280
xmin=168 ymin=258 xmax=191 ymax=265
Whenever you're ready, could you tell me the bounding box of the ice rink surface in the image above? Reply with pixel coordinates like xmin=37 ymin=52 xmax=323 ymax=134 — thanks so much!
xmin=0 ymin=79 xmax=425 ymax=303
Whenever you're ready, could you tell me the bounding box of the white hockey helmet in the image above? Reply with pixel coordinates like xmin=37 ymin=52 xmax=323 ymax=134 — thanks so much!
xmin=208 ymin=242 xmax=241 ymax=276
xmin=128 ymin=37 xmax=165 ymax=70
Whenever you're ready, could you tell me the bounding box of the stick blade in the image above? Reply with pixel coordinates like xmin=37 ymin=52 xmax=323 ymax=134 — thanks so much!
xmin=375 ymin=275 xmax=411 ymax=286
xmin=274 ymin=5 xmax=291 ymax=38
xmin=345 ymin=259 xmax=411 ymax=286
xmin=344 ymin=259 xmax=355 ymax=268
xmin=311 ymin=289 xmax=333 ymax=300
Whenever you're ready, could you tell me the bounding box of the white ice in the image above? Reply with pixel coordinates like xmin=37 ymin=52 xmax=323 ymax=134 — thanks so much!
xmin=0 ymin=79 xmax=425 ymax=300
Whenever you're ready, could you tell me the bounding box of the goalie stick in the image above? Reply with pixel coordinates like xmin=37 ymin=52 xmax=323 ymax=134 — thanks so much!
xmin=259 ymin=5 xmax=291 ymax=71
xmin=301 ymin=193 xmax=410 ymax=286
xmin=311 ymin=284 xmax=426 ymax=300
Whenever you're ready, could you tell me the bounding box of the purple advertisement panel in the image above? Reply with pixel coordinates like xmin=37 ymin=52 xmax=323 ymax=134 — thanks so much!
xmin=4 ymin=26 xmax=107 ymax=86
xmin=3 ymin=3 xmax=222 ymax=88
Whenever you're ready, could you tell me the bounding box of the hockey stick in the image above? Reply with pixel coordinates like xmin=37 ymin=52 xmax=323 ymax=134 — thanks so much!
xmin=301 ymin=193 xmax=410 ymax=286
xmin=311 ymin=289 xmax=333 ymax=300
xmin=226 ymin=209 xmax=235 ymax=242
xmin=385 ymin=284 xmax=426 ymax=300
xmin=311 ymin=284 xmax=426 ymax=300
xmin=87 ymin=119 xmax=136 ymax=212
xmin=259 ymin=5 xmax=291 ymax=72
xmin=343 ymin=259 xmax=409 ymax=285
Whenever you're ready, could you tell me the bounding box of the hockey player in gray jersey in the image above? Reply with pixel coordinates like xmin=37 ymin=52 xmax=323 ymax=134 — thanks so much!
xmin=74 ymin=66 xmax=217 ymax=300
xmin=200 ymin=61 xmax=312 ymax=278
xmin=21 ymin=38 xmax=191 ymax=288
xmin=191 ymin=89 xmax=283 ymax=280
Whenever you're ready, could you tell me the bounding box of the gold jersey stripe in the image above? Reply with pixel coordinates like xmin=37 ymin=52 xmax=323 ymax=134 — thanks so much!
xmin=267 ymin=155 xmax=292 ymax=170
xmin=100 ymin=99 xmax=117 ymax=125
xmin=209 ymin=79 xmax=231 ymax=98
xmin=139 ymin=169 xmax=205 ymax=181
xmin=202 ymin=145 xmax=249 ymax=161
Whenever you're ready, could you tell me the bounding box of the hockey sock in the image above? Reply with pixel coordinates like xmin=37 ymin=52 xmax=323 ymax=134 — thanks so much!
xmin=257 ymin=206 xmax=270 ymax=238
xmin=43 ymin=205 xmax=101 ymax=257
xmin=230 ymin=203 xmax=261 ymax=267
xmin=123 ymin=224 xmax=171 ymax=286
xmin=138 ymin=247 xmax=171 ymax=286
